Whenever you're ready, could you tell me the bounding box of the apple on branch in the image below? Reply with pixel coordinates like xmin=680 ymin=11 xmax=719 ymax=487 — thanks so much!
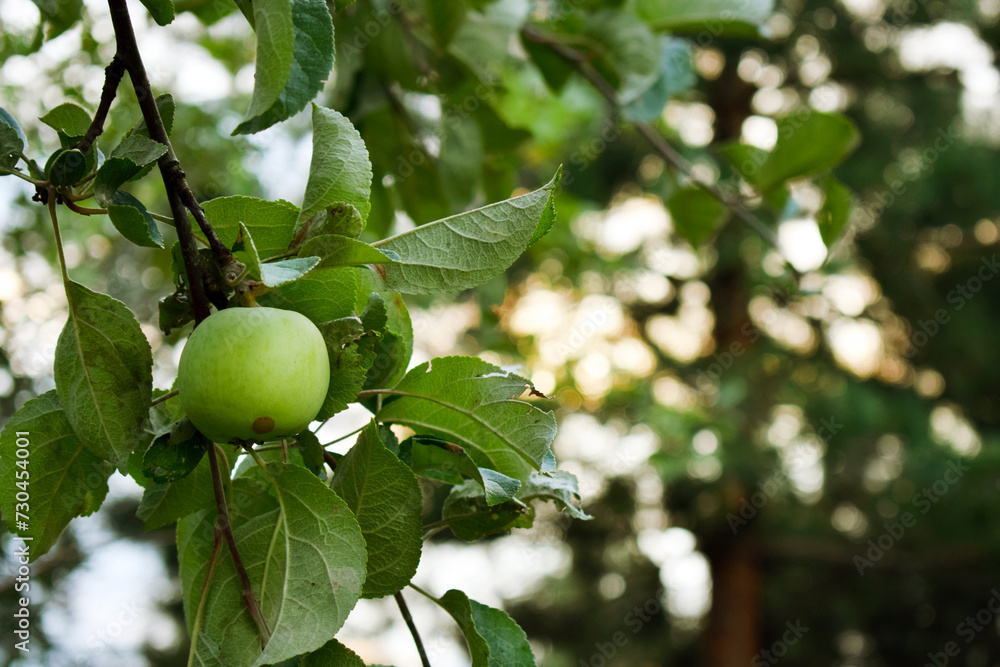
xmin=177 ymin=307 xmax=330 ymax=444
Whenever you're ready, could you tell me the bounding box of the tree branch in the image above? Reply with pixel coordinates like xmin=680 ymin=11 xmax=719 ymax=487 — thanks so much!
xmin=105 ymin=0 xmax=238 ymax=281
xmin=75 ymin=57 xmax=126 ymax=155
xmin=520 ymin=25 xmax=782 ymax=251
xmin=395 ymin=590 xmax=432 ymax=667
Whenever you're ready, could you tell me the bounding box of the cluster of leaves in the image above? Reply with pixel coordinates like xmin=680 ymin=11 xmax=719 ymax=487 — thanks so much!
xmin=0 ymin=1 xmax=595 ymax=665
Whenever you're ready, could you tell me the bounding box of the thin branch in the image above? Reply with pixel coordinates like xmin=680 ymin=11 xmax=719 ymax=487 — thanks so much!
xmin=150 ymin=388 xmax=179 ymax=406
xmin=75 ymin=57 xmax=126 ymax=155
xmin=105 ymin=0 xmax=218 ymax=321
xmin=395 ymin=591 xmax=432 ymax=667
xmin=0 ymin=166 xmax=47 ymax=187
xmin=63 ymin=200 xmax=107 ymax=216
xmin=520 ymin=25 xmax=782 ymax=251
xmin=46 ymin=188 xmax=71 ymax=287
xmin=105 ymin=0 xmax=237 ymax=277
xmin=322 ymin=450 xmax=339 ymax=472
xmin=208 ymin=441 xmax=271 ymax=646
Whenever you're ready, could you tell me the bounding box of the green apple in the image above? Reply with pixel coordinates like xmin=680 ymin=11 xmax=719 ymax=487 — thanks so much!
xmin=177 ymin=306 xmax=330 ymax=443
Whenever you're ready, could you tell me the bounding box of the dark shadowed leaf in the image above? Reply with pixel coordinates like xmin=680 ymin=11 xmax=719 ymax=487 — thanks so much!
xmin=332 ymin=421 xmax=422 ymax=598
xmin=54 ymin=282 xmax=153 ymax=470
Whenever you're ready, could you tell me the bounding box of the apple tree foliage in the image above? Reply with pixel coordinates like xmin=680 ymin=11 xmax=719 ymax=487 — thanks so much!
xmin=0 ymin=0 xmax=880 ymax=663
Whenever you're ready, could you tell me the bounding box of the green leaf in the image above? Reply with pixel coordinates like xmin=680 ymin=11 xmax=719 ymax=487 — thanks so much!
xmin=427 ymin=0 xmax=467 ymax=46
xmin=299 ymin=234 xmax=398 ymax=268
xmin=39 ymin=102 xmax=91 ymax=139
xmin=234 ymin=0 xmax=335 ymax=134
xmin=623 ymin=37 xmax=696 ymax=122
xmin=137 ymin=454 xmax=217 ymax=530
xmin=235 ymin=221 xmax=321 ymax=287
xmin=585 ymin=10 xmax=660 ymax=103
xmin=179 ymin=464 xmax=367 ymax=666
xmin=405 ymin=437 xmax=521 ymax=506
xmin=159 ymin=291 xmax=194 ymax=335
xmin=295 ymin=428 xmax=326 ymax=475
xmin=817 ymin=176 xmax=853 ymax=246
xmin=142 ymin=417 xmax=209 ymax=483
xmin=315 ymin=203 xmax=366 ymax=240
xmin=236 ymin=0 xmax=294 ymax=128
xmin=667 ymin=187 xmax=730 ymax=248
xmin=0 ymin=391 xmax=113 ymax=561
xmin=636 ymin=0 xmax=775 ymax=34
xmin=261 ymin=256 xmax=322 ymax=287
xmin=372 ymin=169 xmax=561 ymax=294
xmin=448 ymin=9 xmax=517 ymax=82
xmin=433 ymin=589 xmax=537 ymax=667
xmin=45 ymin=148 xmax=89 ymax=187
xmin=374 ymin=357 xmax=557 ymax=481
xmin=31 ymin=0 xmax=83 ymax=37
xmin=720 ymin=142 xmax=768 ymax=182
xmin=355 ymin=279 xmax=413 ymax=394
xmin=442 ymin=480 xmax=532 ymax=541
xmin=332 ymin=421 xmax=422 ymax=598
xmin=94 ymin=135 xmax=169 ymax=206
xmin=203 ymin=195 xmax=299 ymax=260
xmin=107 ymin=190 xmax=165 ymax=248
xmin=0 ymin=107 xmax=26 ymax=169
xmin=520 ymin=471 xmax=591 ymax=520
xmin=257 ymin=267 xmax=359 ymax=324
xmin=139 ymin=0 xmax=175 ymax=25
xmin=299 ymin=638 xmax=366 ymax=666
xmin=54 ymin=282 xmax=153 ymax=470
xmin=754 ymin=111 xmax=860 ymax=192
xmin=439 ymin=111 xmax=483 ymax=211
xmin=130 ymin=94 xmax=176 ymax=138
xmin=315 ymin=317 xmax=376 ymax=420
xmin=296 ymin=105 xmax=373 ymax=232
xmin=521 ymin=35 xmax=575 ymax=93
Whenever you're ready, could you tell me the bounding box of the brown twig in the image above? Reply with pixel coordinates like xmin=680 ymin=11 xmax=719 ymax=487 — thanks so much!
xmin=106 ymin=0 xmax=236 ymax=275
xmin=395 ymin=590 xmax=432 ymax=667
xmin=75 ymin=57 xmax=126 ymax=155
xmin=208 ymin=442 xmax=271 ymax=645
xmin=520 ymin=25 xmax=782 ymax=251
xmin=150 ymin=388 xmax=179 ymax=406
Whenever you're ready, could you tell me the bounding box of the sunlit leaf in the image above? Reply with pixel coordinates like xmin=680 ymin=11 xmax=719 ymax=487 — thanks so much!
xmin=374 ymin=357 xmax=556 ymax=481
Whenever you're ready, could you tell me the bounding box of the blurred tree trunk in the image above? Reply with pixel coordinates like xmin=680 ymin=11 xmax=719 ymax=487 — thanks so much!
xmin=701 ymin=540 xmax=761 ymax=667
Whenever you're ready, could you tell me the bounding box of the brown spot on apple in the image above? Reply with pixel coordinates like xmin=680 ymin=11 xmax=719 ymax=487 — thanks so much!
xmin=253 ymin=416 xmax=275 ymax=435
